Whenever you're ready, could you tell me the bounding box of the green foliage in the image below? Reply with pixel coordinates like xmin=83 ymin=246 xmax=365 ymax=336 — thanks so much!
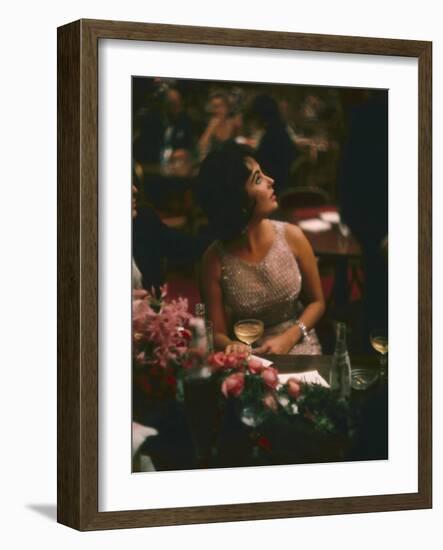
xmin=296 ymin=383 xmax=352 ymax=436
xmin=239 ymin=371 xmax=268 ymax=403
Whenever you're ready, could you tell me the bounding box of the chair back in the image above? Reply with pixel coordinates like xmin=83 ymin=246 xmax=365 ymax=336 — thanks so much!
xmin=278 ymin=186 xmax=330 ymax=210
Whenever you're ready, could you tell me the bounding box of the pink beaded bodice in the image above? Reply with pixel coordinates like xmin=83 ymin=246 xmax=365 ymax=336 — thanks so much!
xmin=215 ymin=220 xmax=321 ymax=355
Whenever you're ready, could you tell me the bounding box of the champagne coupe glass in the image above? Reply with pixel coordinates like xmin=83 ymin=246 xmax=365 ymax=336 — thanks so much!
xmin=233 ymin=319 xmax=264 ymax=358
xmin=233 ymin=319 xmax=265 ymax=430
xmin=370 ymin=329 xmax=388 ymax=379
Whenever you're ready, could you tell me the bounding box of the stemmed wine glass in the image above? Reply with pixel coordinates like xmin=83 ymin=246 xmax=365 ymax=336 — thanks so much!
xmin=233 ymin=319 xmax=264 ymax=358
xmin=233 ymin=319 xmax=266 ymax=428
xmin=370 ymin=329 xmax=388 ymax=379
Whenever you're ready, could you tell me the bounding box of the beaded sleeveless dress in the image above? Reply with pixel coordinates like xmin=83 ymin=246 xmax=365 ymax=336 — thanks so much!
xmin=215 ymin=220 xmax=321 ymax=355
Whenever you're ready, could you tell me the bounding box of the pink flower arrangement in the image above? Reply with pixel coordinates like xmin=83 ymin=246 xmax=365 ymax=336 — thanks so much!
xmin=132 ymin=285 xmax=193 ymax=400
xmin=132 ymin=288 xmax=309 ymax=417
xmin=212 ymin=351 xmax=309 ymax=424
xmin=133 ymin=285 xmax=192 ymax=369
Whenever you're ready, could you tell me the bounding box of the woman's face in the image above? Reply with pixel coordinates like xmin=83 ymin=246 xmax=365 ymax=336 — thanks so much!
xmin=244 ymin=157 xmax=277 ymax=219
xmin=210 ymin=96 xmax=229 ymax=119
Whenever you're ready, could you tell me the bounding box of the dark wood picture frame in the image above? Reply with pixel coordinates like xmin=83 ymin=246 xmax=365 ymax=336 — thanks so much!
xmin=57 ymin=18 xmax=432 ymax=531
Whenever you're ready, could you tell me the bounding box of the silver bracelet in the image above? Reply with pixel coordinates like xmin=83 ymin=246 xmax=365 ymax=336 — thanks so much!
xmin=295 ymin=319 xmax=310 ymax=341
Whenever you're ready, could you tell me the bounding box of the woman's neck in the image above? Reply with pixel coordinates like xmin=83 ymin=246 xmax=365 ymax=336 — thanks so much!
xmin=236 ymin=219 xmax=269 ymax=253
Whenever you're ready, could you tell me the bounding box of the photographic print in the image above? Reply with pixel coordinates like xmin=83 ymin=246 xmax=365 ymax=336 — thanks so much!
xmin=131 ymin=76 xmax=389 ymax=472
xmin=58 ymin=19 xmax=431 ymax=529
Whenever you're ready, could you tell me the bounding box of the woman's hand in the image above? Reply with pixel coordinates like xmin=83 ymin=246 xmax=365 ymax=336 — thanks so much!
xmin=254 ymin=333 xmax=295 ymax=355
xmin=207 ymin=116 xmax=221 ymax=131
xmin=225 ymin=341 xmax=250 ymax=355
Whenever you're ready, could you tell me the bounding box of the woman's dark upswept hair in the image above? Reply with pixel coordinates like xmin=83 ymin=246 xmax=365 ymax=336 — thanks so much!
xmin=197 ymin=143 xmax=256 ymax=241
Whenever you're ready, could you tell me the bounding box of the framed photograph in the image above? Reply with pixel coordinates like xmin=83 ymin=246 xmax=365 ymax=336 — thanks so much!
xmin=57 ymin=19 xmax=432 ymax=530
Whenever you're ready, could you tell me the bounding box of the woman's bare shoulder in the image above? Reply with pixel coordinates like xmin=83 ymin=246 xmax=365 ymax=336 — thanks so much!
xmin=202 ymin=241 xmax=220 ymax=260
xmin=283 ymin=222 xmax=305 ymax=243
xmin=283 ymin=222 xmax=311 ymax=257
xmin=202 ymin=242 xmax=222 ymax=276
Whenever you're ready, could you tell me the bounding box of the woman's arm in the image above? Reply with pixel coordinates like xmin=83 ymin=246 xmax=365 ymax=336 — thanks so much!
xmin=198 ymin=117 xmax=219 ymax=160
xmin=255 ymin=224 xmax=325 ymax=354
xmin=287 ymin=222 xmax=325 ymax=329
xmin=200 ymin=245 xmax=249 ymax=354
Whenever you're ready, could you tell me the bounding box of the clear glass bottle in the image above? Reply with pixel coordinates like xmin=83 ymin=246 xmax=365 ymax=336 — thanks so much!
xmin=194 ymin=303 xmax=214 ymax=353
xmin=186 ymin=314 xmax=217 ymax=467
xmin=194 ymin=303 xmax=205 ymax=319
xmin=329 ymin=322 xmax=352 ymax=399
xmin=190 ymin=317 xmax=208 ymax=357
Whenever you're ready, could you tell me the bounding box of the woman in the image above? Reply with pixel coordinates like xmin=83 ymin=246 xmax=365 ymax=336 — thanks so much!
xmin=198 ymin=91 xmax=242 ymax=160
xmin=198 ymin=143 xmax=324 ymax=355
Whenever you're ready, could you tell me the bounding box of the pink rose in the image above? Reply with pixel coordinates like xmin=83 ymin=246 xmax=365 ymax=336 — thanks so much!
xmin=224 ymin=353 xmax=244 ymax=369
xmin=261 ymin=366 xmax=279 ymax=389
xmin=262 ymin=392 xmax=278 ymax=411
xmin=287 ymin=378 xmax=302 ymax=399
xmin=224 ymin=355 xmax=236 ymax=369
xmin=248 ymin=357 xmax=264 ymax=374
xmin=221 ymin=372 xmax=245 ymax=398
xmin=208 ymin=351 xmax=226 ymax=369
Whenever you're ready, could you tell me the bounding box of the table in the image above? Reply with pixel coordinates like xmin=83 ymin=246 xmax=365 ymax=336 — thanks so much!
xmin=302 ymin=226 xmax=362 ymax=260
xmin=286 ymin=205 xmax=361 ymax=259
xmin=137 ymin=354 xmax=388 ymax=472
xmin=287 ymin=206 xmax=363 ymax=307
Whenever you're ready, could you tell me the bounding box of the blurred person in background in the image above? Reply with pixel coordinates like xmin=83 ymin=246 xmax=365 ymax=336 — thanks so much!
xmin=198 ymin=90 xmax=242 ymax=160
xmin=133 ymin=82 xmax=194 ymax=167
xmin=279 ymin=96 xmax=328 ymax=164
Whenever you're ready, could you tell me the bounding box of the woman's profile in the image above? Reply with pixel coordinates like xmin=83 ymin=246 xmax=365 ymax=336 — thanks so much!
xmin=197 ymin=143 xmax=325 ymax=356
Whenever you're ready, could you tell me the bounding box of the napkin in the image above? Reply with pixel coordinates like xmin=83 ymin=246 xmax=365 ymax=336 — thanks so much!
xmin=251 ymin=355 xmax=330 ymax=388
xmin=250 ymin=354 xmax=274 ymax=367
xmin=298 ymin=218 xmax=332 ymax=233
xmin=319 ymin=211 xmax=340 ymax=224
xmin=132 ymin=422 xmax=158 ymax=456
xmin=278 ymin=370 xmax=330 ymax=388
